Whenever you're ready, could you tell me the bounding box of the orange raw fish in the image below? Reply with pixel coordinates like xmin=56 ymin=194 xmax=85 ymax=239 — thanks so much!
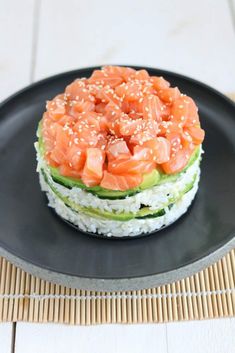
xmin=41 ymin=66 xmax=204 ymax=190
xmin=100 ymin=171 xmax=142 ymax=191
xmin=66 ymin=145 xmax=86 ymax=171
xmin=151 ymin=76 xmax=170 ymax=91
xmin=186 ymin=126 xmax=205 ymax=145
xmin=142 ymin=95 xmax=163 ymax=122
xmin=59 ymin=164 xmax=82 ymax=179
xmin=82 ymin=148 xmax=105 ymax=186
xmin=108 ymin=158 xmax=155 ymax=175
xmin=143 ymin=137 xmax=171 ymax=164
xmin=161 ymin=148 xmax=191 ymax=174
xmin=171 ymin=96 xmax=199 ymax=126
xmin=158 ymin=87 xmax=181 ymax=104
xmin=107 ymin=140 xmax=131 ymax=160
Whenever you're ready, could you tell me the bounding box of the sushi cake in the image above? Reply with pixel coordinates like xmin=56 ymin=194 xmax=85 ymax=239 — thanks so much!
xmin=35 ymin=66 xmax=205 ymax=238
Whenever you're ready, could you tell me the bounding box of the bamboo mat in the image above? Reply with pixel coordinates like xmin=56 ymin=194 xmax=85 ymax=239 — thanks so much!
xmin=0 ymin=250 xmax=235 ymax=325
xmin=0 ymin=93 xmax=234 ymax=325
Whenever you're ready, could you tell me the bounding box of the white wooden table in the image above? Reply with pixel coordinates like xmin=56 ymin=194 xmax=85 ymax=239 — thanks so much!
xmin=1 ymin=0 xmax=235 ymax=351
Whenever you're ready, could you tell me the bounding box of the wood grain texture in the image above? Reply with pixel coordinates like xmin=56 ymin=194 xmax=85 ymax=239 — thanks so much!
xmin=0 ymin=323 xmax=12 ymax=353
xmin=167 ymin=318 xmax=235 ymax=353
xmin=34 ymin=0 xmax=235 ymax=91
xmin=15 ymin=323 xmax=167 ymax=353
xmin=0 ymin=0 xmax=34 ymax=101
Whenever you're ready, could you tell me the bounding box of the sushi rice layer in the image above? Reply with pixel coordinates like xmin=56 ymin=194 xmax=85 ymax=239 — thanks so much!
xmin=39 ymin=170 xmax=199 ymax=238
xmin=36 ymin=145 xmax=201 ymax=237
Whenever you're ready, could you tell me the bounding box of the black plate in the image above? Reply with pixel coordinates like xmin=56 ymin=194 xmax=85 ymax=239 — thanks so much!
xmin=0 ymin=66 xmax=235 ymax=291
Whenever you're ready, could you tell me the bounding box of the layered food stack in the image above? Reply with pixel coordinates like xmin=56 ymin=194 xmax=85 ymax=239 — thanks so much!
xmin=35 ymin=66 xmax=205 ymax=237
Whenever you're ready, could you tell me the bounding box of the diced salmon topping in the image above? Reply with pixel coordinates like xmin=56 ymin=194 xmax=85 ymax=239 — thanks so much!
xmin=41 ymin=66 xmax=204 ymax=190
xmin=100 ymin=171 xmax=142 ymax=191
xmin=81 ymin=148 xmax=105 ymax=186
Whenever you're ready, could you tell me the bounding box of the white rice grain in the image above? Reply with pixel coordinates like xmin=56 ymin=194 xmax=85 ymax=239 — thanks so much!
xmin=39 ymin=171 xmax=200 ymax=238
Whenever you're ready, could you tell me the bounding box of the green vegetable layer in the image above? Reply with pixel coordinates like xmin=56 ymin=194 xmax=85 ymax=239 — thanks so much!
xmin=42 ymin=169 xmax=197 ymax=221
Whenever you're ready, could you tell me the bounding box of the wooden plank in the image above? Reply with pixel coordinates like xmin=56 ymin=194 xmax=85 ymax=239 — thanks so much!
xmin=0 ymin=0 xmax=35 ymax=101
xmin=15 ymin=323 xmax=167 ymax=353
xmin=0 ymin=323 xmax=13 ymax=353
xmin=167 ymin=318 xmax=235 ymax=353
xmin=35 ymin=0 xmax=235 ymax=91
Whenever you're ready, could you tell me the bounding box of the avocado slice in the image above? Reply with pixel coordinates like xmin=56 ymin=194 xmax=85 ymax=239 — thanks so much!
xmin=136 ymin=207 xmax=165 ymax=219
xmin=37 ymin=121 xmax=200 ymax=200
xmin=49 ymin=166 xmax=160 ymax=199
xmin=139 ymin=169 xmax=161 ymax=190
xmin=42 ymin=169 xmax=197 ymax=221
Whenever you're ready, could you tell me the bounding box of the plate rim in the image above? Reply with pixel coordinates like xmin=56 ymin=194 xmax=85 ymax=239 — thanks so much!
xmin=0 ymin=65 xmax=235 ymax=291
xmin=0 ymin=237 xmax=234 ymax=291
